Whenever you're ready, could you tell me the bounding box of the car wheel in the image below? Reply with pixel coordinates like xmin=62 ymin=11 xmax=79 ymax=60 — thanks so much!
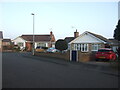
xmin=114 ymin=56 xmax=116 ymax=60
xmin=110 ymin=56 xmax=116 ymax=61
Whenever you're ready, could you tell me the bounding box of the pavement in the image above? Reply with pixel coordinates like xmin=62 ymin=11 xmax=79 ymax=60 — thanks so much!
xmin=26 ymin=52 xmax=120 ymax=77
xmin=80 ymin=61 xmax=119 ymax=77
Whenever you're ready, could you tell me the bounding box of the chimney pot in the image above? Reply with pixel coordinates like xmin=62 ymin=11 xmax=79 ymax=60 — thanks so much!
xmin=74 ymin=30 xmax=79 ymax=38
xmin=50 ymin=31 xmax=53 ymax=35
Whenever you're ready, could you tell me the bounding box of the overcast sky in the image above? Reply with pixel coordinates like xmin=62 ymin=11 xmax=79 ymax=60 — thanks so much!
xmin=0 ymin=1 xmax=119 ymax=40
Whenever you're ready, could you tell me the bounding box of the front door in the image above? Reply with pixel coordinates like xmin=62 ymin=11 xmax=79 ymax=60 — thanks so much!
xmin=72 ymin=50 xmax=77 ymax=61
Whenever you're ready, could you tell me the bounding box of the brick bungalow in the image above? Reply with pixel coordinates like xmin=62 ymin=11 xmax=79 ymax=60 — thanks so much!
xmin=12 ymin=31 xmax=55 ymax=51
xmin=64 ymin=29 xmax=79 ymax=50
xmin=69 ymin=31 xmax=112 ymax=62
xmin=69 ymin=31 xmax=111 ymax=53
xmin=2 ymin=39 xmax=13 ymax=51
xmin=2 ymin=39 xmax=12 ymax=46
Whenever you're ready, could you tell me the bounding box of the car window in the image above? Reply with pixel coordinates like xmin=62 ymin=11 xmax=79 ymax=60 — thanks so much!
xmin=98 ymin=49 xmax=113 ymax=52
xmin=36 ymin=46 xmax=42 ymax=49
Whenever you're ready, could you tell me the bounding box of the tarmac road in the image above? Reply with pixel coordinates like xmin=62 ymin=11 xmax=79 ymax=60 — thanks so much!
xmin=2 ymin=52 xmax=119 ymax=88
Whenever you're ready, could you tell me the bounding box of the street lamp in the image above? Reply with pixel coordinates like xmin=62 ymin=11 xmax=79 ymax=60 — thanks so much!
xmin=31 ymin=13 xmax=35 ymax=55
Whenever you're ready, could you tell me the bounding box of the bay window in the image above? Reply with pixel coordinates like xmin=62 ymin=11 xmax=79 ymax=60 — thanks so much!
xmin=92 ymin=44 xmax=101 ymax=51
xmin=74 ymin=43 xmax=88 ymax=52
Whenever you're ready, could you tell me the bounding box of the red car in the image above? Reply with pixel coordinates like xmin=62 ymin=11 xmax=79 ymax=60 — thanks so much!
xmin=95 ymin=48 xmax=117 ymax=61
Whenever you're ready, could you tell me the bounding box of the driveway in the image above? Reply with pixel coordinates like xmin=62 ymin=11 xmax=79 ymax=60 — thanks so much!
xmin=2 ymin=52 xmax=119 ymax=88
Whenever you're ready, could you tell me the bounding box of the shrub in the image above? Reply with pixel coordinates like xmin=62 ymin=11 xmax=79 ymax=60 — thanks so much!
xmin=55 ymin=39 xmax=68 ymax=52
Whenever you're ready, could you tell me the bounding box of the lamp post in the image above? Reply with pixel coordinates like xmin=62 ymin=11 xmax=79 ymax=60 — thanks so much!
xmin=31 ymin=13 xmax=35 ymax=55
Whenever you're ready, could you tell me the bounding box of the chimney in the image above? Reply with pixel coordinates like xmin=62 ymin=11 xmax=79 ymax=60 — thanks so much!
xmin=50 ymin=31 xmax=53 ymax=36
xmin=50 ymin=31 xmax=55 ymax=42
xmin=74 ymin=29 xmax=79 ymax=38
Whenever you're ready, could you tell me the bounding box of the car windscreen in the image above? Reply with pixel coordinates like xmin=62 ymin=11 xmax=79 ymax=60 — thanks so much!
xmin=36 ymin=47 xmax=42 ymax=49
xmin=98 ymin=50 xmax=113 ymax=52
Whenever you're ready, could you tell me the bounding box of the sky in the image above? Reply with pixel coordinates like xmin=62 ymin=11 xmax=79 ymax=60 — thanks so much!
xmin=0 ymin=1 xmax=119 ymax=40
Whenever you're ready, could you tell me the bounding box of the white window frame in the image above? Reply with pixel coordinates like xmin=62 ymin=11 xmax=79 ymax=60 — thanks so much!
xmin=17 ymin=42 xmax=24 ymax=47
xmin=81 ymin=44 xmax=88 ymax=52
xmin=92 ymin=44 xmax=101 ymax=51
xmin=74 ymin=43 xmax=89 ymax=52
xmin=37 ymin=42 xmax=46 ymax=47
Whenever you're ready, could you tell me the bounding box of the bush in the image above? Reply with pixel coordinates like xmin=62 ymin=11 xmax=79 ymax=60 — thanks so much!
xmin=13 ymin=45 xmax=20 ymax=51
xmin=55 ymin=39 xmax=68 ymax=52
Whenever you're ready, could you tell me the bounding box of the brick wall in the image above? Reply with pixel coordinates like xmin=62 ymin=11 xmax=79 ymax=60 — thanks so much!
xmin=36 ymin=43 xmax=105 ymax=62
xmin=2 ymin=42 xmax=10 ymax=46
xmin=78 ymin=51 xmax=96 ymax=62
xmin=35 ymin=51 xmax=70 ymax=61
xmin=35 ymin=51 xmax=96 ymax=62
xmin=26 ymin=42 xmax=32 ymax=51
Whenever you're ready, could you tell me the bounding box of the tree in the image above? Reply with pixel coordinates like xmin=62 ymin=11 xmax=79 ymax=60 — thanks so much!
xmin=55 ymin=39 xmax=68 ymax=52
xmin=113 ymin=20 xmax=120 ymax=61
xmin=116 ymin=47 xmax=120 ymax=60
xmin=114 ymin=19 xmax=120 ymax=41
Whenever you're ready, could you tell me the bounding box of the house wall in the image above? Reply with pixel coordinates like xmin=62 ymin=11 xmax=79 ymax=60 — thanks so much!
xmin=70 ymin=43 xmax=105 ymax=53
xmin=48 ymin=42 xmax=53 ymax=48
xmin=35 ymin=42 xmax=49 ymax=48
xmin=2 ymin=42 xmax=10 ymax=46
xmin=13 ymin=37 xmax=26 ymax=49
xmin=26 ymin=42 xmax=52 ymax=51
xmin=26 ymin=42 xmax=32 ymax=51
xmin=35 ymin=42 xmax=55 ymax=48
xmin=90 ymin=43 xmax=105 ymax=52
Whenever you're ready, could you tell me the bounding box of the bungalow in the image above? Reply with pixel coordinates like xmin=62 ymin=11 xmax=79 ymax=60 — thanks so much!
xmin=2 ymin=39 xmax=12 ymax=46
xmin=64 ymin=30 xmax=79 ymax=50
xmin=2 ymin=39 xmax=13 ymax=51
xmin=109 ymin=39 xmax=120 ymax=52
xmin=12 ymin=31 xmax=55 ymax=51
xmin=69 ymin=31 xmax=111 ymax=53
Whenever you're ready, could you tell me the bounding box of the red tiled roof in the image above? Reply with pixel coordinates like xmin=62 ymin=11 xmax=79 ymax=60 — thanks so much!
xmin=109 ymin=39 xmax=120 ymax=45
xmin=64 ymin=37 xmax=75 ymax=43
xmin=2 ymin=39 xmax=11 ymax=42
xmin=21 ymin=35 xmax=51 ymax=42
xmin=87 ymin=31 xmax=111 ymax=43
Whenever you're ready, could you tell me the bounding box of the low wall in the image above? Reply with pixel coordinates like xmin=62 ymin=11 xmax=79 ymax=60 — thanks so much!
xmin=35 ymin=52 xmax=70 ymax=61
xmin=78 ymin=52 xmax=96 ymax=62
xmin=35 ymin=51 xmax=96 ymax=62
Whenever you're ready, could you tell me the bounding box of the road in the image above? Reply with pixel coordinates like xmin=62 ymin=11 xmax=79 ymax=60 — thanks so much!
xmin=2 ymin=52 xmax=119 ymax=88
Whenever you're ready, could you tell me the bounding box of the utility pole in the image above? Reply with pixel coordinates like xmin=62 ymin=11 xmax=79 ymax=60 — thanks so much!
xmin=31 ymin=13 xmax=35 ymax=55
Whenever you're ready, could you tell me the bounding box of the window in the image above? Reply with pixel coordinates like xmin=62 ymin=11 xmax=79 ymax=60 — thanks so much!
xmin=18 ymin=42 xmax=23 ymax=47
xmin=37 ymin=43 xmax=46 ymax=47
xmin=74 ymin=44 xmax=88 ymax=52
xmin=92 ymin=44 xmax=101 ymax=51
xmin=74 ymin=44 xmax=77 ymax=50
